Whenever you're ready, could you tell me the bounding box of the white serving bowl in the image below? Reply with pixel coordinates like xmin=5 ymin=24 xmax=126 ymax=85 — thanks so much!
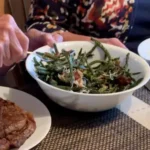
xmin=138 ymin=38 xmax=150 ymax=64
xmin=26 ymin=41 xmax=150 ymax=112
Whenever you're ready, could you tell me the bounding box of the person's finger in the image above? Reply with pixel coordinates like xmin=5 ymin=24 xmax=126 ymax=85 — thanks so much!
xmin=0 ymin=31 xmax=10 ymax=59
xmin=2 ymin=34 xmax=10 ymax=59
xmin=52 ymin=33 xmax=63 ymax=43
xmin=15 ymin=28 xmax=29 ymax=57
xmin=9 ymin=29 xmax=24 ymax=63
xmin=3 ymin=39 xmax=12 ymax=66
xmin=3 ymin=59 xmax=13 ymax=66
xmin=0 ymin=43 xmax=4 ymax=67
xmin=3 ymin=38 xmax=10 ymax=59
xmin=14 ymin=20 xmax=29 ymax=54
xmin=3 ymin=46 xmax=14 ymax=66
xmin=42 ymin=33 xmax=56 ymax=47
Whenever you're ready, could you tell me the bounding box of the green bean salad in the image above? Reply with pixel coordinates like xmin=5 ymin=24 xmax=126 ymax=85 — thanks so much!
xmin=33 ymin=39 xmax=143 ymax=94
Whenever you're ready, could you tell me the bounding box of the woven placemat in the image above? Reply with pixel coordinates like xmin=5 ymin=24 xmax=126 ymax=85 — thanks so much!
xmin=20 ymin=84 xmax=150 ymax=150
xmin=32 ymin=109 xmax=150 ymax=150
xmin=134 ymin=87 xmax=150 ymax=105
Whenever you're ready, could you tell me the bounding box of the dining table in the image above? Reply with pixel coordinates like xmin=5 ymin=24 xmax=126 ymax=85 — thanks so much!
xmin=1 ymin=61 xmax=150 ymax=150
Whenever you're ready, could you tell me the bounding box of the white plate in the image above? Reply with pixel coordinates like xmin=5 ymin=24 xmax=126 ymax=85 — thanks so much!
xmin=138 ymin=38 xmax=150 ymax=64
xmin=0 ymin=86 xmax=51 ymax=150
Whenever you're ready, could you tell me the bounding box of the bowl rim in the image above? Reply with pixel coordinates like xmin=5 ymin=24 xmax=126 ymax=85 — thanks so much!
xmin=26 ymin=41 xmax=150 ymax=97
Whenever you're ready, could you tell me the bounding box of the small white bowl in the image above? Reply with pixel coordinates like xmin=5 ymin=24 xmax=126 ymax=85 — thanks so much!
xmin=26 ymin=41 xmax=150 ymax=112
xmin=138 ymin=38 xmax=150 ymax=64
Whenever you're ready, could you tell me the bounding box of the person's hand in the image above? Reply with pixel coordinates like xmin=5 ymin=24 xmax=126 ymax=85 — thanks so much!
xmin=0 ymin=14 xmax=29 ymax=67
xmin=27 ymin=29 xmax=63 ymax=51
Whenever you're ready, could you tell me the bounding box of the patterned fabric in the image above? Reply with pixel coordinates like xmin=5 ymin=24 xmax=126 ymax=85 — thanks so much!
xmin=26 ymin=0 xmax=135 ymax=42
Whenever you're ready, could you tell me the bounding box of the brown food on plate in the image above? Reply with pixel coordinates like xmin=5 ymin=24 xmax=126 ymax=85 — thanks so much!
xmin=0 ymin=98 xmax=36 ymax=150
xmin=0 ymin=139 xmax=10 ymax=150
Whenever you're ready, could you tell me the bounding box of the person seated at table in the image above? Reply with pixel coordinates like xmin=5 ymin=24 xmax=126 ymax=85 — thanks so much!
xmin=1 ymin=0 xmax=149 ymax=75
xmin=26 ymin=0 xmax=150 ymax=53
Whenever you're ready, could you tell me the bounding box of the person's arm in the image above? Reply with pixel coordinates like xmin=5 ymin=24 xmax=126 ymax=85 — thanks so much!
xmin=60 ymin=31 xmax=127 ymax=48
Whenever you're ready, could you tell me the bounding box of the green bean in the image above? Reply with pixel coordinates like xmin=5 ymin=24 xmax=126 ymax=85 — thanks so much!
xmin=124 ymin=53 xmax=130 ymax=69
xmin=61 ymin=60 xmax=68 ymax=65
xmin=86 ymin=44 xmax=97 ymax=57
xmin=78 ymin=48 xmax=83 ymax=59
xmin=92 ymin=64 xmax=101 ymax=69
xmin=125 ymin=70 xmax=136 ymax=82
xmin=132 ymin=72 xmax=141 ymax=75
xmin=36 ymin=52 xmax=44 ymax=56
xmin=84 ymin=55 xmax=93 ymax=74
xmin=62 ymin=50 xmax=74 ymax=87
xmin=91 ymin=38 xmax=111 ymax=61
xmin=89 ymin=89 xmax=100 ymax=94
xmin=53 ymin=43 xmax=59 ymax=55
xmin=130 ymin=78 xmax=143 ymax=88
xmin=55 ymin=85 xmax=71 ymax=90
xmin=89 ymin=60 xmax=105 ymax=66
xmin=36 ymin=66 xmax=48 ymax=71
xmin=98 ymin=85 xmax=108 ymax=93
xmin=33 ymin=57 xmax=40 ymax=66
xmin=37 ymin=70 xmax=50 ymax=75
xmin=50 ymin=79 xmax=58 ymax=86
xmin=59 ymin=56 xmax=66 ymax=61
xmin=44 ymin=52 xmax=58 ymax=60
xmin=109 ymin=85 xmax=118 ymax=93
xmin=46 ymin=75 xmax=50 ymax=82
xmin=39 ymin=61 xmax=45 ymax=67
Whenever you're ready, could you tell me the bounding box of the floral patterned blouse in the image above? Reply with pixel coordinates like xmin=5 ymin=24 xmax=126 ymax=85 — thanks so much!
xmin=26 ymin=0 xmax=135 ymax=43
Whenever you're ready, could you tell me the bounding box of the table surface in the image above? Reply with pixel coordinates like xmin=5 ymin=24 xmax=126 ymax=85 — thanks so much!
xmin=2 ymin=63 xmax=150 ymax=150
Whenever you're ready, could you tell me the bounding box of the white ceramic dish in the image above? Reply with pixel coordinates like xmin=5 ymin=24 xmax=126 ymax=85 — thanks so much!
xmin=26 ymin=41 xmax=150 ymax=112
xmin=138 ymin=38 xmax=150 ymax=64
xmin=0 ymin=86 xmax=51 ymax=150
